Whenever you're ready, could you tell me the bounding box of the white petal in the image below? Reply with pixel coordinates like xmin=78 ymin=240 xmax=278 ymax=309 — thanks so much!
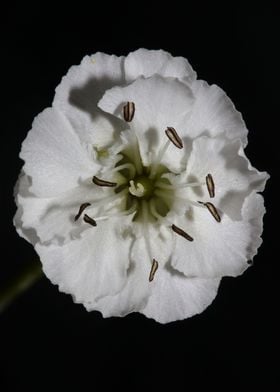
xmin=86 ymin=224 xmax=174 ymax=317
xmin=185 ymin=80 xmax=248 ymax=144
xmin=184 ymin=136 xmax=269 ymax=220
xmin=35 ymin=216 xmax=134 ymax=302
xmin=14 ymin=172 xmax=110 ymax=245
xmin=124 ymin=48 xmax=196 ymax=83
xmin=91 ymin=241 xmax=151 ymax=317
xmin=240 ymin=193 xmax=266 ymax=261
xmin=14 ymin=172 xmax=39 ymax=245
xmin=20 ymin=108 xmax=99 ymax=197
xmin=98 ymin=75 xmax=194 ymax=170
xmin=171 ymin=192 xmax=266 ymax=278
xmin=141 ymin=265 xmax=220 ymax=323
xmin=53 ymin=53 xmax=125 ymax=146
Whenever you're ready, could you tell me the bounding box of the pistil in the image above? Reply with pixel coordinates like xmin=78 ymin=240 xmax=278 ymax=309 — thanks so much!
xmin=128 ymin=176 xmax=154 ymax=199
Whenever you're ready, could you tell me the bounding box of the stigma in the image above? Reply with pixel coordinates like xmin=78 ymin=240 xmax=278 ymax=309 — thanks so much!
xmin=128 ymin=176 xmax=154 ymax=198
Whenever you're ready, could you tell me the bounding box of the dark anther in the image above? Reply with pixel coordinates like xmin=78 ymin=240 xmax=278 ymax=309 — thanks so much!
xmin=92 ymin=176 xmax=117 ymax=187
xmin=83 ymin=214 xmax=97 ymax=226
xmin=206 ymin=173 xmax=215 ymax=198
xmin=204 ymin=202 xmax=221 ymax=222
xmin=171 ymin=224 xmax=194 ymax=241
xmin=165 ymin=127 xmax=183 ymax=149
xmin=149 ymin=259 xmax=159 ymax=282
xmin=123 ymin=101 xmax=135 ymax=122
xmin=74 ymin=203 xmax=91 ymax=221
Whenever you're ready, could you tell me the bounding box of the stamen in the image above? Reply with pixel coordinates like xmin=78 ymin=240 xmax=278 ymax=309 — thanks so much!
xmin=91 ymin=200 xmax=138 ymax=222
xmin=111 ymin=163 xmax=136 ymax=179
xmin=190 ymin=200 xmax=207 ymax=208
xmin=90 ymin=189 xmax=128 ymax=208
xmin=74 ymin=190 xmax=128 ymax=225
xmin=165 ymin=127 xmax=183 ymax=149
xmin=149 ymin=139 xmax=170 ymax=179
xmin=149 ymin=259 xmax=159 ymax=282
xmin=142 ymin=200 xmax=153 ymax=259
xmin=206 ymin=173 xmax=215 ymax=198
xmin=154 ymin=189 xmax=179 ymax=202
xmin=149 ymin=199 xmax=165 ymax=221
xmin=201 ymin=202 xmax=221 ymax=222
xmin=156 ymin=180 xmax=205 ymax=190
xmin=149 ymin=127 xmax=183 ymax=179
xmin=74 ymin=202 xmax=91 ymax=221
xmin=83 ymin=214 xmax=97 ymax=226
xmin=92 ymin=176 xmax=117 ymax=187
xmin=123 ymin=101 xmax=135 ymax=122
xmin=171 ymin=224 xmax=194 ymax=241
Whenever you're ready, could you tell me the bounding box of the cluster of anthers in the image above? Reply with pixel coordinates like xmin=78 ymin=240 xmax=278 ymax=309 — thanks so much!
xmin=74 ymin=101 xmax=221 ymax=283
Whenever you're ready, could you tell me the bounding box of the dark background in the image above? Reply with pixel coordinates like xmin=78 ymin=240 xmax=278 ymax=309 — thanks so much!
xmin=1 ymin=2 xmax=277 ymax=390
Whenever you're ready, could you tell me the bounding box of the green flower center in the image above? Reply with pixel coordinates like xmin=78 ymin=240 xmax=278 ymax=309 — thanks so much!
xmin=113 ymin=145 xmax=174 ymax=222
xmin=129 ymin=175 xmax=154 ymax=199
xmin=74 ymin=103 xmax=221 ymax=283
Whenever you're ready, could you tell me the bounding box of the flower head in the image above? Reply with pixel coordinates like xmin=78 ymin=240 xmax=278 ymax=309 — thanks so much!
xmin=14 ymin=49 xmax=269 ymax=323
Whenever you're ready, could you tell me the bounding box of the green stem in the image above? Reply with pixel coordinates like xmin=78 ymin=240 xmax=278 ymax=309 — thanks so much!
xmin=0 ymin=259 xmax=43 ymax=313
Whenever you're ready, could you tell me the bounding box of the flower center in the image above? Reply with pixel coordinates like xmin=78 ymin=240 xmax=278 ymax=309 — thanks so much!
xmin=128 ymin=176 xmax=154 ymax=199
xmin=114 ymin=156 xmax=173 ymax=222
xmin=74 ymin=101 xmax=222 ymax=282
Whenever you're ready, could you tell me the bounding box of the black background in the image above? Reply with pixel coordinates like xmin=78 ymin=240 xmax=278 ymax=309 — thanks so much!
xmin=1 ymin=2 xmax=277 ymax=390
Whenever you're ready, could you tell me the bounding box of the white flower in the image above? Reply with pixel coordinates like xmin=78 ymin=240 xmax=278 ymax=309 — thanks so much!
xmin=14 ymin=49 xmax=269 ymax=323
